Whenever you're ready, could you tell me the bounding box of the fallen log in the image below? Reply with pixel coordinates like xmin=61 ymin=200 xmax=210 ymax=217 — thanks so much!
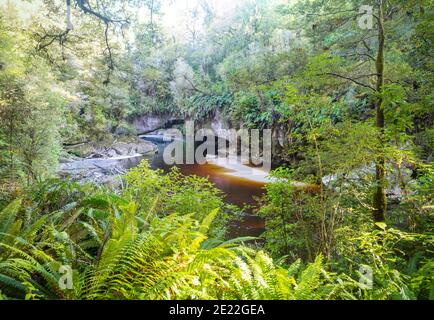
xmin=63 ymin=141 xmax=90 ymax=147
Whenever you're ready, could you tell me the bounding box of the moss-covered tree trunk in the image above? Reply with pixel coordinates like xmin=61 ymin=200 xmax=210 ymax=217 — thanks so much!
xmin=373 ymin=0 xmax=386 ymax=222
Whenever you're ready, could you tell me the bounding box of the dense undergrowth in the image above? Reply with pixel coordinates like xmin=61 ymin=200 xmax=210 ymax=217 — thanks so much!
xmin=0 ymin=161 xmax=432 ymax=300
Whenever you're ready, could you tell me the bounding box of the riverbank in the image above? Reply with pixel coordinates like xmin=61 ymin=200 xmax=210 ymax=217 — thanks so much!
xmin=58 ymin=138 xmax=158 ymax=184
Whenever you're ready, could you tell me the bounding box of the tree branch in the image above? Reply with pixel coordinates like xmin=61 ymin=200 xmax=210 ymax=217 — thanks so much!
xmin=183 ymin=75 xmax=209 ymax=95
xmin=305 ymin=9 xmax=358 ymax=17
xmin=74 ymin=0 xmax=128 ymax=25
xmin=73 ymin=0 xmax=129 ymax=83
xmin=321 ymin=73 xmax=376 ymax=90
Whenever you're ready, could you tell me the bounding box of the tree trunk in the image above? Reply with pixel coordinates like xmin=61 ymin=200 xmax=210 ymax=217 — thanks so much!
xmin=373 ymin=0 xmax=386 ymax=222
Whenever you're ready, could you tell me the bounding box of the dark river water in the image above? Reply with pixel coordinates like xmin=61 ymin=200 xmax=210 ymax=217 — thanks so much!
xmin=133 ymin=135 xmax=266 ymax=237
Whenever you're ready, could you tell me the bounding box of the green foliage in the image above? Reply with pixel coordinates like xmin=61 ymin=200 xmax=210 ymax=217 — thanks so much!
xmin=228 ymin=92 xmax=268 ymax=128
xmin=185 ymin=90 xmax=233 ymax=120
xmin=335 ymin=224 xmax=434 ymax=300
xmin=0 ymin=176 xmax=340 ymax=300
xmin=0 ymin=13 xmax=64 ymax=188
xmin=124 ymin=160 xmax=232 ymax=239
xmin=0 ymin=160 xmax=432 ymax=300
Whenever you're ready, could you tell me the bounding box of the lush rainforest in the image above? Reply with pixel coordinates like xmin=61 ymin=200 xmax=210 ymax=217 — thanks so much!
xmin=0 ymin=0 xmax=433 ymax=300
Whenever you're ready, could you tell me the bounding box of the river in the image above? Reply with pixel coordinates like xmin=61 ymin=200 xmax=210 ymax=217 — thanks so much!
xmin=139 ymin=135 xmax=267 ymax=237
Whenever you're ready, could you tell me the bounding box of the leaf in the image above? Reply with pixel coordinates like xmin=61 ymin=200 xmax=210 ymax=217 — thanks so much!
xmin=80 ymin=197 xmax=110 ymax=209
xmin=0 ymin=199 xmax=21 ymax=238
xmin=218 ymin=236 xmax=259 ymax=248
xmin=375 ymin=222 xmax=387 ymax=230
xmin=199 ymin=208 xmax=219 ymax=234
